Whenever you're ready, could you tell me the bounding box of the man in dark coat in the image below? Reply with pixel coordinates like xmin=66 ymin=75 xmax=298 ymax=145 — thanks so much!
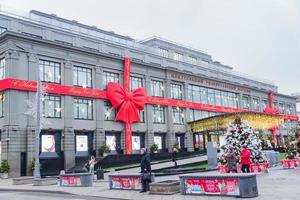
xmin=140 ymin=148 xmax=151 ymax=192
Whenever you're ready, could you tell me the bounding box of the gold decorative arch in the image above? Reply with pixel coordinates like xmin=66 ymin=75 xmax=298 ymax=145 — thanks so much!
xmin=188 ymin=112 xmax=284 ymax=133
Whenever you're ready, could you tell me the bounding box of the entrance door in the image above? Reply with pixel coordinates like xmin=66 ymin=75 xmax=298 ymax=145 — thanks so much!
xmin=175 ymin=133 xmax=185 ymax=151
xmin=194 ymin=133 xmax=205 ymax=153
xmin=20 ymin=152 xmax=27 ymax=176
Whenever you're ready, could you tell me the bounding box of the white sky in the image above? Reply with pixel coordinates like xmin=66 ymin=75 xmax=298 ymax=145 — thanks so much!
xmin=0 ymin=0 xmax=299 ymax=95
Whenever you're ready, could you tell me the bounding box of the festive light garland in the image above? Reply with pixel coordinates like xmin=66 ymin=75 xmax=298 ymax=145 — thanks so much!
xmin=188 ymin=112 xmax=284 ymax=133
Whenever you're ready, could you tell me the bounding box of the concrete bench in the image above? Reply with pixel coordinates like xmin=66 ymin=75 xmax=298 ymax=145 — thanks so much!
xmin=180 ymin=173 xmax=258 ymax=198
xmin=109 ymin=173 xmax=155 ymax=191
xmin=60 ymin=173 xmax=93 ymax=187
xmin=149 ymin=180 xmax=180 ymax=195
xmin=13 ymin=176 xmax=33 ymax=185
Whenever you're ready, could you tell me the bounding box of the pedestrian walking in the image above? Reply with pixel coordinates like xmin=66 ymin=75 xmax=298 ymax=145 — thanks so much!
xmin=172 ymin=147 xmax=178 ymax=167
xmin=241 ymin=144 xmax=251 ymax=173
xmin=140 ymin=148 xmax=151 ymax=193
xmin=226 ymin=146 xmax=237 ymax=173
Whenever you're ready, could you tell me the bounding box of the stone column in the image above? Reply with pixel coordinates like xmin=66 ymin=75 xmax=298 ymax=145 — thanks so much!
xmin=63 ymin=128 xmax=75 ymax=170
xmin=145 ymin=74 xmax=154 ymax=150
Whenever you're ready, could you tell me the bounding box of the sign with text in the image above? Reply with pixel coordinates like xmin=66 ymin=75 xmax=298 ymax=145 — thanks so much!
xmin=41 ymin=135 xmax=55 ymax=153
xmin=61 ymin=176 xmax=81 ymax=186
xmin=185 ymin=178 xmax=240 ymax=196
xmin=111 ymin=177 xmax=141 ymax=190
xmin=76 ymin=135 xmax=88 ymax=152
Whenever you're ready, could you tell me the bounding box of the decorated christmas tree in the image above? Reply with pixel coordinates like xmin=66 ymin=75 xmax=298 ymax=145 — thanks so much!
xmin=218 ymin=117 xmax=267 ymax=165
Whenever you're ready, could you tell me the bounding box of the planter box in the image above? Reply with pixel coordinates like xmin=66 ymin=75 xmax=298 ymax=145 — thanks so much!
xmin=13 ymin=176 xmax=33 ymax=185
xmin=0 ymin=173 xmax=8 ymax=179
xmin=180 ymin=173 xmax=258 ymax=198
xmin=281 ymin=159 xmax=300 ymax=169
xmin=149 ymin=180 xmax=180 ymax=195
xmin=218 ymin=163 xmax=269 ymax=173
xmin=33 ymin=178 xmax=58 ymax=186
xmin=109 ymin=173 xmax=155 ymax=191
xmin=60 ymin=173 xmax=93 ymax=187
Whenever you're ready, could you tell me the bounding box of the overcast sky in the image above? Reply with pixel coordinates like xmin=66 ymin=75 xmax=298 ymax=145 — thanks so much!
xmin=0 ymin=0 xmax=299 ymax=95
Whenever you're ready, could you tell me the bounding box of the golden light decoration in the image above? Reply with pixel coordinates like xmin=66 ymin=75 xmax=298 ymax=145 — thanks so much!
xmin=188 ymin=112 xmax=284 ymax=133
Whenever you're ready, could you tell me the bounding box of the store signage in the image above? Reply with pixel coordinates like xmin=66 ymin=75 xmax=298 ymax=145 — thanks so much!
xmin=185 ymin=178 xmax=240 ymax=196
xmin=170 ymin=72 xmax=251 ymax=93
xmin=76 ymin=135 xmax=88 ymax=152
xmin=111 ymin=177 xmax=141 ymax=190
xmin=41 ymin=135 xmax=55 ymax=153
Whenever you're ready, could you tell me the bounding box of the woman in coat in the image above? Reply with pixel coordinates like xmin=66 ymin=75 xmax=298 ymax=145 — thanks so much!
xmin=241 ymin=144 xmax=251 ymax=173
xmin=226 ymin=146 xmax=237 ymax=173
xmin=140 ymin=148 xmax=151 ymax=193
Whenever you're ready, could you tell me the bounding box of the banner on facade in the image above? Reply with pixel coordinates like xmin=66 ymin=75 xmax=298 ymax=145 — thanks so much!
xmin=41 ymin=135 xmax=55 ymax=153
xmin=185 ymin=178 xmax=240 ymax=196
xmin=111 ymin=177 xmax=141 ymax=190
xmin=76 ymin=135 xmax=88 ymax=152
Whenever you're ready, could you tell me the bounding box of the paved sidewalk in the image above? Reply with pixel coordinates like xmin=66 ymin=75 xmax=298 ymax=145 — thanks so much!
xmin=0 ymin=167 xmax=299 ymax=200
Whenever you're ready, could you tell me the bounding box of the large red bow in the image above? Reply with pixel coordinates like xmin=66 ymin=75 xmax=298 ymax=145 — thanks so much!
xmin=106 ymin=82 xmax=146 ymax=124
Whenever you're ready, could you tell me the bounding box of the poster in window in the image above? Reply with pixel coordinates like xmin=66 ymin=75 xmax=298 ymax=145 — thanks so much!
xmin=154 ymin=136 xmax=162 ymax=149
xmin=41 ymin=135 xmax=55 ymax=153
xmin=76 ymin=135 xmax=88 ymax=152
xmin=132 ymin=136 xmax=140 ymax=150
xmin=176 ymin=136 xmax=181 ymax=149
xmin=106 ymin=135 xmax=116 ymax=151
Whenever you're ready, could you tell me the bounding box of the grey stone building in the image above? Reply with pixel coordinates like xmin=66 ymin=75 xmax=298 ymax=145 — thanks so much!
xmin=0 ymin=9 xmax=297 ymax=177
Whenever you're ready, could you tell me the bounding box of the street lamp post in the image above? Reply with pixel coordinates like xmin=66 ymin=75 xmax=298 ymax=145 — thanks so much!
xmin=33 ymin=71 xmax=41 ymax=180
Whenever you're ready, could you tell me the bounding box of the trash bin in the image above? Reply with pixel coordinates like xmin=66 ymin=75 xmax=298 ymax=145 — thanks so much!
xmin=97 ymin=169 xmax=104 ymax=180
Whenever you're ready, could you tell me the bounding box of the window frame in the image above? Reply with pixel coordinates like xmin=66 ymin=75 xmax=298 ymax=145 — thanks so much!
xmin=39 ymin=60 xmax=61 ymax=84
xmin=170 ymin=83 xmax=183 ymax=100
xmin=74 ymin=98 xmax=93 ymax=120
xmin=73 ymin=65 xmax=92 ymax=88
xmin=152 ymin=106 xmax=165 ymax=124
xmin=103 ymin=71 xmax=119 ymax=90
xmin=151 ymin=80 xmax=164 ymax=97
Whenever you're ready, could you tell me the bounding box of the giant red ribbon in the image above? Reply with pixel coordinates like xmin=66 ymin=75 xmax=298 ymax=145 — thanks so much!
xmin=106 ymin=82 xmax=146 ymax=124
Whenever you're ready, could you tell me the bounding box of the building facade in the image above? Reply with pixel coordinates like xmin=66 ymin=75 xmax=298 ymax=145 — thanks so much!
xmin=0 ymin=9 xmax=298 ymax=177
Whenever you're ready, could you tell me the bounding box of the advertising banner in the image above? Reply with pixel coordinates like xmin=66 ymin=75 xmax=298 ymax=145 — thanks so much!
xmin=185 ymin=178 xmax=240 ymax=196
xmin=106 ymin=135 xmax=116 ymax=151
xmin=154 ymin=136 xmax=162 ymax=149
xmin=111 ymin=177 xmax=141 ymax=190
xmin=61 ymin=176 xmax=81 ymax=186
xmin=132 ymin=136 xmax=140 ymax=150
xmin=76 ymin=135 xmax=88 ymax=152
xmin=41 ymin=135 xmax=55 ymax=153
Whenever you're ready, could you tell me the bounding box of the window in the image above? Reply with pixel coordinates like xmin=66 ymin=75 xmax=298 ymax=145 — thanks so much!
xmin=159 ymin=48 xmax=169 ymax=58
xmin=103 ymin=71 xmax=119 ymax=89
xmin=139 ymin=110 xmax=145 ymax=123
xmin=188 ymin=85 xmax=200 ymax=103
xmin=0 ymin=92 xmax=4 ymax=117
xmin=39 ymin=60 xmax=61 ymax=83
xmin=152 ymin=106 xmax=165 ymax=123
xmin=273 ymin=101 xmax=278 ymax=108
xmin=286 ymin=104 xmax=292 ymax=115
xmin=0 ymin=58 xmax=5 ymax=80
xmin=242 ymin=96 xmax=250 ymax=109
xmin=188 ymin=56 xmax=197 ymax=64
xmin=189 ymin=109 xmax=201 ymax=121
xmin=174 ymin=52 xmax=183 ymax=61
xmin=171 ymin=83 xmax=182 ymax=100
xmin=74 ymin=98 xmax=93 ymax=120
xmin=278 ymin=102 xmax=284 ymax=113
xmin=252 ymin=98 xmax=260 ymax=111
xmin=42 ymin=95 xmax=61 ymax=118
xmin=104 ymin=101 xmax=116 ymax=121
xmin=262 ymin=99 xmax=268 ymax=111
xmin=73 ymin=66 xmax=92 ymax=88
xmin=151 ymin=80 xmax=164 ymax=97
xmin=215 ymin=90 xmax=222 ymax=106
xmin=130 ymin=76 xmax=143 ymax=91
xmin=200 ymin=87 xmax=207 ymax=104
xmin=207 ymin=89 xmax=215 ymax=105
xmin=172 ymin=107 xmax=184 ymax=125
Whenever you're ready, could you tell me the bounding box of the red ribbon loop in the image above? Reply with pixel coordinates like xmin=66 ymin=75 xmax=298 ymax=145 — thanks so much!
xmin=106 ymin=82 xmax=146 ymax=124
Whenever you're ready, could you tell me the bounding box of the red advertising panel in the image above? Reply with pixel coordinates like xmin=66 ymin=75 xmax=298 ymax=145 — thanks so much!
xmin=111 ymin=177 xmax=141 ymax=190
xmin=185 ymin=178 xmax=240 ymax=196
xmin=61 ymin=176 xmax=81 ymax=186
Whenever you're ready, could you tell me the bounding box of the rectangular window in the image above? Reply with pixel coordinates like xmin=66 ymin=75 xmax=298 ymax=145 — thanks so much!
xmin=286 ymin=104 xmax=292 ymax=115
xmin=73 ymin=66 xmax=92 ymax=88
xmin=104 ymin=101 xmax=116 ymax=121
xmin=188 ymin=56 xmax=197 ymax=65
xmin=39 ymin=60 xmax=61 ymax=83
xmin=74 ymin=98 xmax=93 ymax=120
xmin=139 ymin=110 xmax=145 ymax=123
xmin=252 ymin=98 xmax=260 ymax=111
xmin=221 ymin=91 xmax=229 ymax=107
xmin=215 ymin=90 xmax=222 ymax=106
xmin=130 ymin=76 xmax=143 ymax=91
xmin=207 ymin=89 xmax=215 ymax=105
xmin=242 ymin=96 xmax=250 ymax=109
xmin=188 ymin=85 xmax=200 ymax=103
xmin=151 ymin=80 xmax=164 ymax=97
xmin=189 ymin=109 xmax=202 ymax=121
xmin=200 ymin=87 xmax=208 ymax=104
xmin=42 ymin=95 xmax=61 ymax=118
xmin=273 ymin=101 xmax=278 ymax=108
xmin=0 ymin=92 xmax=4 ymax=117
xmin=171 ymin=83 xmax=182 ymax=100
xmin=152 ymin=106 xmax=165 ymax=123
xmin=103 ymin=71 xmax=119 ymax=89
xmin=0 ymin=58 xmax=5 ymax=80
xmin=172 ymin=107 xmax=184 ymax=125
xmin=262 ymin=99 xmax=268 ymax=111
xmin=278 ymin=102 xmax=284 ymax=113
xmin=159 ymin=48 xmax=169 ymax=58
xmin=174 ymin=52 xmax=183 ymax=61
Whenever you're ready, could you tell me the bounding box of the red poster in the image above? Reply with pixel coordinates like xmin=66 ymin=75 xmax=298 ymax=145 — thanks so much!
xmin=111 ymin=177 xmax=141 ymax=190
xmin=185 ymin=178 xmax=239 ymax=196
xmin=61 ymin=176 xmax=81 ymax=186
